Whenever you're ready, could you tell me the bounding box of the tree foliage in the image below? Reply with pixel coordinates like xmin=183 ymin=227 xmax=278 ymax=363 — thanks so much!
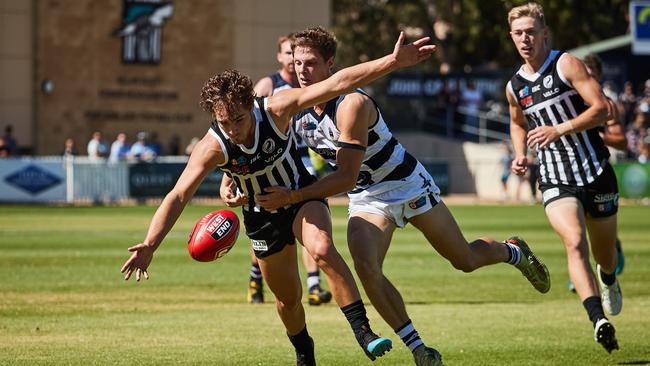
xmin=332 ymin=0 xmax=631 ymax=72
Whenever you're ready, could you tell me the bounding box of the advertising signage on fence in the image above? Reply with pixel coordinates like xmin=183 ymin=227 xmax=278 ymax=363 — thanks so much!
xmin=631 ymin=1 xmax=650 ymax=55
xmin=129 ymin=163 xmax=223 ymax=198
xmin=0 ymin=159 xmax=66 ymax=202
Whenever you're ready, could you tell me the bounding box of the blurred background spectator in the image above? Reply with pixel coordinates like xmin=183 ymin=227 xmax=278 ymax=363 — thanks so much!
xmin=109 ymin=133 xmax=129 ymax=163
xmin=128 ymin=132 xmax=156 ymax=162
xmin=168 ymin=134 xmax=181 ymax=156
xmin=62 ymin=137 xmax=77 ymax=157
xmin=87 ymin=131 xmax=108 ymax=161
xmin=3 ymin=125 xmax=18 ymax=156
xmin=618 ymin=82 xmax=638 ymax=127
xmin=185 ymin=137 xmax=200 ymax=156
xmin=0 ymin=136 xmax=10 ymax=157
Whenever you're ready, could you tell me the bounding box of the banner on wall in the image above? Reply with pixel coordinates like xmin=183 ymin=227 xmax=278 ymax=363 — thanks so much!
xmin=0 ymin=159 xmax=66 ymax=202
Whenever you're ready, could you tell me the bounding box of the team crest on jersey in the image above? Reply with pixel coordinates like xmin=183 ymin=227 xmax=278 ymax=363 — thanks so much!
xmin=543 ymin=75 xmax=553 ymax=89
xmin=262 ymin=138 xmax=275 ymax=154
xmin=302 ymin=120 xmax=317 ymax=130
xmin=518 ymin=86 xmax=529 ymax=98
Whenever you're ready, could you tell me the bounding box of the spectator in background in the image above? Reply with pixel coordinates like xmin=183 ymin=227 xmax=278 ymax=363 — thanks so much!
xmin=602 ymin=81 xmax=618 ymax=103
xmin=638 ymin=138 xmax=650 ymax=164
xmin=109 ymin=133 xmax=129 ymax=163
xmin=168 ymin=134 xmax=181 ymax=155
xmin=147 ymin=131 xmax=163 ymax=156
xmin=62 ymin=138 xmax=77 ymax=157
xmin=618 ymin=82 xmax=638 ymax=127
xmin=460 ymin=80 xmax=483 ymax=141
xmin=128 ymin=131 xmax=156 ymax=162
xmin=499 ymin=142 xmax=513 ymax=200
xmin=626 ymin=112 xmax=648 ymax=159
xmin=184 ymin=137 xmax=199 ymax=156
xmin=87 ymin=131 xmax=108 ymax=161
xmin=3 ymin=125 xmax=18 ymax=155
xmin=0 ymin=137 xmax=10 ymax=157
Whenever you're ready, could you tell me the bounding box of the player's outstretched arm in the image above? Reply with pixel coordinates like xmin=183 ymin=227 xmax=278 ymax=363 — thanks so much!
xmin=269 ymin=31 xmax=436 ymax=129
xmin=120 ymin=133 xmax=224 ymax=281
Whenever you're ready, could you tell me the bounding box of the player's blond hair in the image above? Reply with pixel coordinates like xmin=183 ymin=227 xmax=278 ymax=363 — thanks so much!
xmin=508 ymin=2 xmax=546 ymax=27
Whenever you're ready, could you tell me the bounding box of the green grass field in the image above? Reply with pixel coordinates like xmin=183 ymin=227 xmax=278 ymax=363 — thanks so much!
xmin=1 ymin=203 xmax=649 ymax=365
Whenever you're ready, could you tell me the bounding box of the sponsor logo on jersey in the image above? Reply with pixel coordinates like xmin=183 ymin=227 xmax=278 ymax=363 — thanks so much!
xmin=532 ymin=84 xmax=541 ymax=93
xmin=518 ymin=85 xmax=529 ymax=98
xmin=264 ymin=147 xmax=284 ymax=163
xmin=408 ymin=196 xmax=427 ymax=210
xmin=251 ymin=239 xmax=268 ymax=251
xmin=594 ymin=193 xmax=618 ymax=204
xmin=301 ymin=120 xmax=317 ymax=130
xmin=543 ymin=75 xmax=553 ymax=89
xmin=262 ymin=138 xmax=275 ymax=154
xmin=542 ymin=87 xmax=560 ymax=98
xmin=520 ymin=95 xmax=533 ymax=107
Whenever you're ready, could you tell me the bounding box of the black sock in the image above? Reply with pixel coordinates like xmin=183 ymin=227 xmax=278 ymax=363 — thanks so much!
xmin=288 ymin=325 xmax=313 ymax=355
xmin=583 ymin=296 xmax=607 ymax=327
xmin=600 ymin=268 xmax=617 ymax=286
xmin=341 ymin=300 xmax=369 ymax=331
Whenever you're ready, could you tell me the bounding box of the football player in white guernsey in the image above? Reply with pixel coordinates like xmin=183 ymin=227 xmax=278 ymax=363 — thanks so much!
xmin=235 ymin=34 xmax=332 ymax=307
xmin=506 ymin=3 xmax=621 ymax=353
xmin=120 ymin=31 xmax=436 ymax=365
xmin=256 ymin=26 xmax=551 ymax=366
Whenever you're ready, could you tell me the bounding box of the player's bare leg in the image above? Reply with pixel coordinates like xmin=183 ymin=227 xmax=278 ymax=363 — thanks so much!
xmin=347 ymin=213 xmax=406 ymax=328
xmin=295 ymin=201 xmax=392 ymax=360
xmin=302 ymin=246 xmax=332 ymax=306
xmin=546 ymin=198 xmax=619 ymax=352
xmin=348 ymin=213 xmax=442 ymax=365
xmin=258 ymin=244 xmax=304 ymax=333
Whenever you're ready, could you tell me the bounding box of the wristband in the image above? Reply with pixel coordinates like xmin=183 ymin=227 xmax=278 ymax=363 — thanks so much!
xmin=554 ymin=120 xmax=575 ymax=135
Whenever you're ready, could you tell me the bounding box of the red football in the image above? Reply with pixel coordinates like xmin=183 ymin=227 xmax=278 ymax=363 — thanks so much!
xmin=187 ymin=209 xmax=240 ymax=262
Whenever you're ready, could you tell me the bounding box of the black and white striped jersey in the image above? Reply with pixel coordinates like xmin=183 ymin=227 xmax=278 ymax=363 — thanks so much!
xmin=210 ymin=97 xmax=315 ymax=214
xmin=269 ymin=72 xmax=314 ymax=173
xmin=293 ymin=88 xmax=418 ymax=198
xmin=507 ymin=50 xmax=609 ymax=186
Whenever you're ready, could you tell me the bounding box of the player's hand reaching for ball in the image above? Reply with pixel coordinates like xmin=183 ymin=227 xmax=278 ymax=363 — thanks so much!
xmin=220 ymin=179 xmax=248 ymax=207
xmin=120 ymin=243 xmax=154 ymax=281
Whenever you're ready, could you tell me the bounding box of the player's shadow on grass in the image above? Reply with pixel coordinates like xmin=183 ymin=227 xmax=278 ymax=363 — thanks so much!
xmin=617 ymin=362 xmax=650 ymax=365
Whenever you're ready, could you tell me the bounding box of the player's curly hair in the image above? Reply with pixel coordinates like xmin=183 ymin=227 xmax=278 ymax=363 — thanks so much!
xmin=508 ymin=2 xmax=545 ymax=27
xmin=291 ymin=26 xmax=337 ymax=61
xmin=199 ymin=70 xmax=254 ymax=115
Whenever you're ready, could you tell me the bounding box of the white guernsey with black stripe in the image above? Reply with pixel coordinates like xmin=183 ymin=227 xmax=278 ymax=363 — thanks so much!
xmin=293 ymin=88 xmax=418 ymax=198
xmin=210 ymin=97 xmax=315 ymax=214
xmin=508 ymin=50 xmax=609 ymax=186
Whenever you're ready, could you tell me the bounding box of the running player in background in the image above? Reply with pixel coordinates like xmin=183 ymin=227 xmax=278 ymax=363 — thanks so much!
xmin=506 ymin=3 xmax=621 ymax=353
xmin=121 ymin=32 xmax=436 ymax=365
xmin=257 ymin=26 xmax=551 ymax=366
xmin=235 ymin=34 xmax=332 ymax=306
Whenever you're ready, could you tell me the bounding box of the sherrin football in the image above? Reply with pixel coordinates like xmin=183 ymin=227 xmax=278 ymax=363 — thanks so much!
xmin=187 ymin=209 xmax=240 ymax=262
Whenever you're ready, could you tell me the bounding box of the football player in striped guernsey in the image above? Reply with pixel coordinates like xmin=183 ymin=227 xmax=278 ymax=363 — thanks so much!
xmin=257 ymin=26 xmax=550 ymax=366
xmin=239 ymin=34 xmax=332 ymax=307
xmin=120 ymin=31 xmax=436 ymax=365
xmin=506 ymin=2 xmax=621 ymax=353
